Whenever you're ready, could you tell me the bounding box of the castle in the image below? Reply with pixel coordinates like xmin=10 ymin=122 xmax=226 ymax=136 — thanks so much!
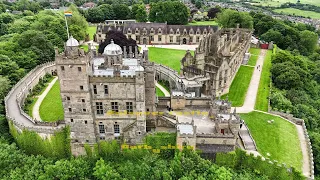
xmin=180 ymin=25 xmax=252 ymax=95
xmin=95 ymin=22 xmax=218 ymax=45
xmin=55 ymin=35 xmax=242 ymax=155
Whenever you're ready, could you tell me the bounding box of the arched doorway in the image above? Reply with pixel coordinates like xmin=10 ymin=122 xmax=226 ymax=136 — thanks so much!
xmin=183 ymin=38 xmax=187 ymax=44
xmin=143 ymin=38 xmax=147 ymax=45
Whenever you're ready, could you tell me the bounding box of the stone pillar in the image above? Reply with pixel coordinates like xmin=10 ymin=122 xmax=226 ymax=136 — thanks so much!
xmin=123 ymin=46 xmax=127 ymax=58
xmin=129 ymin=46 xmax=133 ymax=58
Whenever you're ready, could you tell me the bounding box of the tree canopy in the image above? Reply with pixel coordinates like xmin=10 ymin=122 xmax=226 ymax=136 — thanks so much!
xmin=215 ymin=9 xmax=253 ymax=29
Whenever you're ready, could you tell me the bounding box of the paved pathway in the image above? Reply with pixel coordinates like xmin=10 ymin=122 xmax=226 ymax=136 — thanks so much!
xmin=138 ymin=44 xmax=198 ymax=51
xmin=32 ymin=77 xmax=58 ymax=121
xmin=156 ymin=82 xmax=170 ymax=97
xmin=231 ymin=49 xmax=267 ymax=113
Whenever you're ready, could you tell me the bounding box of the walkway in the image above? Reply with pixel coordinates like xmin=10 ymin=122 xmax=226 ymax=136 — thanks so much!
xmin=32 ymin=77 xmax=58 ymax=121
xmin=231 ymin=49 xmax=267 ymax=113
xmin=138 ymin=44 xmax=198 ymax=51
xmin=156 ymin=82 xmax=170 ymax=97
xmin=239 ymin=124 xmax=257 ymax=151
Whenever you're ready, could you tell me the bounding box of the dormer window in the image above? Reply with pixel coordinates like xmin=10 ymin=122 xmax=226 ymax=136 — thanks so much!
xmin=135 ymin=28 xmax=139 ymax=34
xmin=189 ymin=29 xmax=193 ymax=35
xmin=150 ymin=28 xmax=154 ymax=34
xmin=183 ymin=29 xmax=187 ymax=35
xmin=158 ymin=28 xmax=162 ymax=34
xmin=196 ymin=30 xmax=200 ymax=35
xmin=176 ymin=30 xmax=180 ymax=34
xmin=143 ymin=28 xmax=147 ymax=34
xmin=170 ymin=29 xmax=174 ymax=34
xmin=203 ymin=30 xmax=207 ymax=35
xmin=127 ymin=29 xmax=131 ymax=34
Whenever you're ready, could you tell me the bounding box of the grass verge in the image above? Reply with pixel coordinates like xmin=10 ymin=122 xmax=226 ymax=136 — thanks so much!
xmin=156 ymin=87 xmax=165 ymax=97
xmin=240 ymin=111 xmax=303 ymax=171
xmin=39 ymin=81 xmax=64 ymax=122
xmin=247 ymin=48 xmax=261 ymax=66
xmin=255 ymin=50 xmax=272 ymax=111
xmin=222 ymin=65 xmax=254 ymax=107
xmin=273 ymin=8 xmax=320 ymax=19
xmin=188 ymin=21 xmax=218 ymax=26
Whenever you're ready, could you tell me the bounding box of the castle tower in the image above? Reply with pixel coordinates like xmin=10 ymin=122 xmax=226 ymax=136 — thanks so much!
xmin=55 ymin=36 xmax=96 ymax=156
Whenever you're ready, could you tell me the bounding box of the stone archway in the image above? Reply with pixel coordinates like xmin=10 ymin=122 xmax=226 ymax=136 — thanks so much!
xmin=183 ymin=38 xmax=187 ymax=44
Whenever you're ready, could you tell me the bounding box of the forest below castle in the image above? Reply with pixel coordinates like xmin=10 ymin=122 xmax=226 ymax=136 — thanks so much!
xmin=0 ymin=0 xmax=319 ymax=179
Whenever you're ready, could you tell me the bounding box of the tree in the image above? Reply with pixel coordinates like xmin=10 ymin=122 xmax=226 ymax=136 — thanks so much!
xmin=149 ymin=1 xmax=189 ymax=25
xmin=135 ymin=5 xmax=147 ymax=22
xmin=0 ymin=76 xmax=10 ymax=100
xmin=207 ymin=7 xmax=221 ymax=19
xmin=195 ymin=0 xmax=202 ymax=9
xmin=99 ymin=4 xmax=115 ymax=20
xmin=298 ymin=30 xmax=318 ymax=56
xmin=98 ymin=30 xmax=137 ymax=54
xmin=215 ymin=9 xmax=253 ymax=29
xmin=87 ymin=7 xmax=105 ymax=23
xmin=112 ymin=4 xmax=131 ymax=20
xmin=93 ymin=159 xmax=121 ymax=180
xmin=260 ymin=29 xmax=283 ymax=45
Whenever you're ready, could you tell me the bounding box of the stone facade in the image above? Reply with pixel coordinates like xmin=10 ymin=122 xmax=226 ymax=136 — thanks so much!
xmin=181 ymin=25 xmax=252 ymax=96
xmin=95 ymin=22 xmax=219 ymax=45
xmin=55 ymin=37 xmax=156 ymax=155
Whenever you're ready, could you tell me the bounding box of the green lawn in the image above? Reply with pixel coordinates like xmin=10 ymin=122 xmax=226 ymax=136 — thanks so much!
xmin=255 ymin=50 xmax=272 ymax=112
xmin=273 ymin=8 xmax=320 ymax=19
xmin=87 ymin=26 xmax=97 ymax=40
xmin=156 ymin=87 xmax=165 ymax=97
xmin=222 ymin=65 xmax=254 ymax=107
xmin=39 ymin=81 xmax=64 ymax=122
xmin=149 ymin=47 xmax=194 ymax=72
xmin=240 ymin=111 xmax=303 ymax=171
xmin=80 ymin=45 xmax=89 ymax=52
xmin=188 ymin=21 xmax=218 ymax=26
xmin=253 ymin=0 xmax=320 ymax=7
xmin=247 ymin=48 xmax=261 ymax=66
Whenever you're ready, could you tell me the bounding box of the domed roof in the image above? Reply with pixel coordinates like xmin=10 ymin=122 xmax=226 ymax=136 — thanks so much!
xmin=103 ymin=39 xmax=122 ymax=56
xmin=66 ymin=36 xmax=79 ymax=47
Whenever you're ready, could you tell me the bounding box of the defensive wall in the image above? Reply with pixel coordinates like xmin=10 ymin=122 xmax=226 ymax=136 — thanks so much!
xmin=4 ymin=62 xmax=65 ymax=136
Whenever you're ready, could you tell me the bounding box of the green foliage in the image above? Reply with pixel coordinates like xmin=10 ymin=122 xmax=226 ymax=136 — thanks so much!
xmin=149 ymin=1 xmax=189 ymax=25
xmin=145 ymin=132 xmax=176 ymax=158
xmin=8 ymin=121 xmax=71 ymax=159
xmin=156 ymin=86 xmax=165 ymax=97
xmin=215 ymin=9 xmax=253 ymax=29
xmin=216 ymin=149 xmax=304 ymax=180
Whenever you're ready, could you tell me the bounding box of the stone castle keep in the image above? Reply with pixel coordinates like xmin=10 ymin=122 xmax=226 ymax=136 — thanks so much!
xmin=5 ymin=25 xmax=252 ymax=156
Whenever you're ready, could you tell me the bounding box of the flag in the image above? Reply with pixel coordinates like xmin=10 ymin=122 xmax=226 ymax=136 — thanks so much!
xmin=64 ymin=11 xmax=72 ymax=17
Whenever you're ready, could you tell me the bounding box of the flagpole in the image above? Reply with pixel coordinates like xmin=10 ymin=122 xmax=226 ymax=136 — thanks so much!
xmin=64 ymin=14 xmax=70 ymax=39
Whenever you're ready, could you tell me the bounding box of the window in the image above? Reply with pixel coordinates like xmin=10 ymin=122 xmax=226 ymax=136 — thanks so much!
xmin=70 ymin=118 xmax=73 ymax=122
xmin=170 ymin=36 xmax=173 ymax=43
xmin=80 ymin=86 xmax=84 ymax=90
xmin=128 ymin=29 xmax=131 ymax=34
xmin=93 ymin=85 xmax=97 ymax=94
xmin=100 ymin=137 xmax=105 ymax=140
xmin=196 ymin=37 xmax=200 ymax=42
xmin=196 ymin=31 xmax=200 ymax=35
xmin=158 ymin=35 xmax=162 ymax=42
xmin=99 ymin=124 xmax=105 ymax=133
xmin=61 ymin=66 xmax=65 ymax=71
xmin=78 ymin=67 xmax=82 ymax=72
xmin=111 ymin=102 xmax=118 ymax=112
xmin=104 ymin=85 xmax=108 ymax=95
xmin=126 ymin=102 xmax=133 ymax=114
xmin=177 ymin=36 xmax=180 ymax=42
xmin=83 ymin=109 xmax=87 ymax=112
xmin=114 ymin=124 xmax=120 ymax=134
xmin=66 ymin=96 xmax=70 ymax=100
xmin=84 ymin=120 xmax=87 ymax=124
xmin=158 ymin=29 xmax=162 ymax=34
xmin=128 ymin=35 xmax=131 ymax=39
xmin=136 ymin=35 xmax=139 ymax=41
xmin=86 ymin=140 xmax=89 ymax=143
xmin=82 ymin=99 xmax=85 ymax=103
xmin=68 ymin=108 xmax=72 ymax=112
xmin=150 ymin=35 xmax=154 ymax=41
xmin=135 ymin=30 xmax=139 ymax=34
xmin=96 ymin=102 xmax=103 ymax=115
xmin=190 ymin=36 xmax=193 ymax=43
xmin=150 ymin=29 xmax=154 ymax=34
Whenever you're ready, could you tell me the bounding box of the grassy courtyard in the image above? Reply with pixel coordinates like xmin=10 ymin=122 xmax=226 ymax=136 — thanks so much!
xmin=149 ymin=47 xmax=194 ymax=72
xmin=188 ymin=21 xmax=218 ymax=26
xmin=240 ymin=111 xmax=303 ymax=171
xmin=87 ymin=26 xmax=97 ymax=40
xmin=156 ymin=87 xmax=165 ymax=97
xmin=273 ymin=8 xmax=320 ymax=19
xmin=222 ymin=65 xmax=254 ymax=107
xmin=255 ymin=50 xmax=272 ymax=112
xmin=247 ymin=48 xmax=261 ymax=66
xmin=39 ymin=81 xmax=64 ymax=122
